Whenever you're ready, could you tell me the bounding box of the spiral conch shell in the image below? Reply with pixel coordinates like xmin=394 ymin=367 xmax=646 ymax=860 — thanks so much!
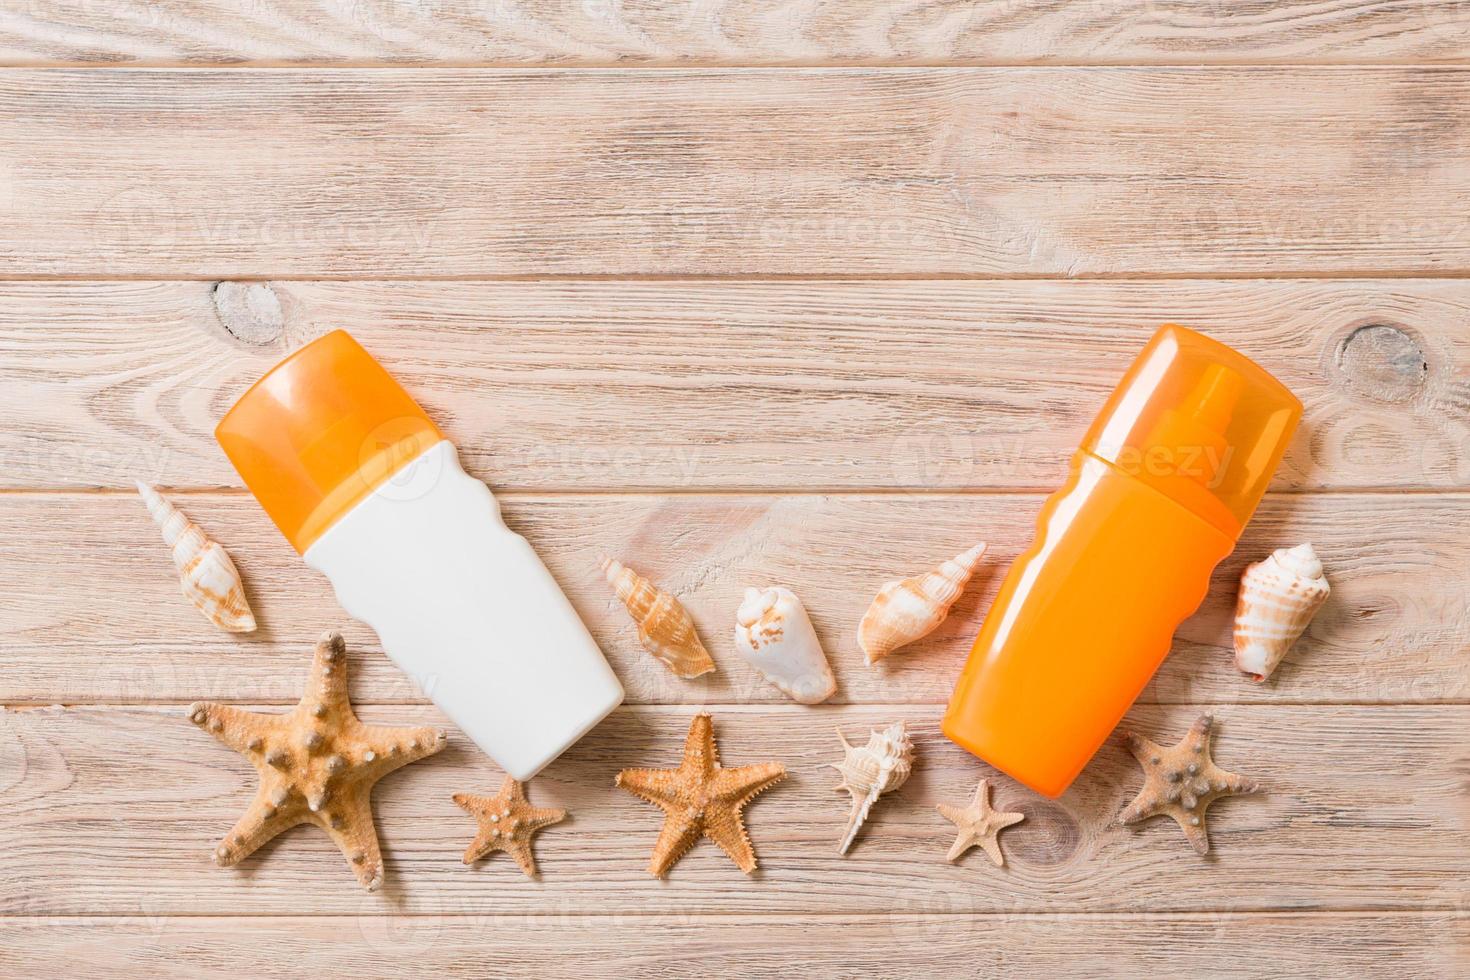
xmin=136 ymin=481 xmax=256 ymax=633
xmin=734 ymin=586 xmax=836 ymax=704
xmin=1233 ymin=543 xmax=1330 ymax=682
xmin=831 ymin=721 xmax=913 ymax=854
xmin=600 ymin=556 xmax=715 ymax=679
xmin=857 ymin=542 xmax=986 ymax=665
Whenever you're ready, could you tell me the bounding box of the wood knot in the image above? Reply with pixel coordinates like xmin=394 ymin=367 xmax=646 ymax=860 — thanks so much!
xmin=211 ymin=281 xmax=284 ymax=347
xmin=1333 ymin=324 xmax=1429 ymax=404
xmin=1006 ymin=799 xmax=1080 ymax=866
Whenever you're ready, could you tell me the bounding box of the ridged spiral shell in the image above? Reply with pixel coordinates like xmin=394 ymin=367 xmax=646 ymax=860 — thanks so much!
xmin=831 ymin=721 xmax=913 ymax=854
xmin=857 ymin=542 xmax=986 ymax=665
xmin=137 ymin=481 xmax=256 ymax=633
xmin=600 ymin=556 xmax=715 ymax=679
xmin=1233 ymin=543 xmax=1330 ymax=682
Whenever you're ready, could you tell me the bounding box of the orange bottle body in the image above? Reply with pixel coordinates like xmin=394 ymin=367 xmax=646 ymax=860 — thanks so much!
xmin=942 ymin=324 xmax=1301 ymax=797
xmin=942 ymin=452 xmax=1232 ymax=797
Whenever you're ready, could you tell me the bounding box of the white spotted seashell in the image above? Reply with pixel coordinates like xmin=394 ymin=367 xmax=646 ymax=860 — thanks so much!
xmin=831 ymin=721 xmax=913 ymax=855
xmin=858 ymin=542 xmax=986 ymax=665
xmin=137 ymin=481 xmax=256 ymax=632
xmin=1233 ymin=543 xmax=1329 ymax=682
xmin=734 ymin=586 xmax=836 ymax=705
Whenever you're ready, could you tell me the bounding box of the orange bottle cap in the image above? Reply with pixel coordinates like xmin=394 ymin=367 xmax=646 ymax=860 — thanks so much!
xmin=1081 ymin=324 xmax=1301 ymax=539
xmin=215 ymin=331 xmax=443 ymax=554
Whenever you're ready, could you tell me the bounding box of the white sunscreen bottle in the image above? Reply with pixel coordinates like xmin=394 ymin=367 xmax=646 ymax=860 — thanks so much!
xmin=216 ymin=330 xmax=624 ymax=779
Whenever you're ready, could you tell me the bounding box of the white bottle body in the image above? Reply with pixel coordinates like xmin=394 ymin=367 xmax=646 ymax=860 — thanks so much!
xmin=304 ymin=440 xmax=624 ymax=780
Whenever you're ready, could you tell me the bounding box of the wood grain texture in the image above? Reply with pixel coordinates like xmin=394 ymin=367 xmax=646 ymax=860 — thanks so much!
xmin=4 ymin=702 xmax=1468 ymax=914
xmin=1 ymin=1 xmax=1467 ymax=66
xmin=3 ymin=491 xmax=1465 ymax=706
xmin=5 ymin=68 xmax=1470 ymax=276
xmin=3 ymin=10 xmax=1467 ymax=968
xmin=3 ymin=913 xmax=1466 ymax=977
xmin=4 ymin=279 xmax=1469 ymax=491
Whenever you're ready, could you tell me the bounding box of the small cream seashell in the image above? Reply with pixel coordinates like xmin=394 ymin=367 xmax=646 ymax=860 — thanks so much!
xmin=734 ymin=586 xmax=836 ymax=705
xmin=831 ymin=720 xmax=913 ymax=855
xmin=600 ymin=556 xmax=715 ymax=679
xmin=1233 ymin=543 xmax=1330 ymax=682
xmin=136 ymin=481 xmax=256 ymax=633
xmin=857 ymin=542 xmax=986 ymax=665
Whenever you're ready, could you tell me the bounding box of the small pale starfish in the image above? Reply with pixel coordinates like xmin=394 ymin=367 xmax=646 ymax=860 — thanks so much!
xmin=616 ymin=714 xmax=786 ymax=877
xmin=1119 ymin=713 xmax=1259 ymax=855
xmin=937 ymin=778 xmax=1025 ymax=866
xmin=186 ymin=631 xmax=446 ymax=891
xmin=454 ymin=775 xmax=567 ymax=877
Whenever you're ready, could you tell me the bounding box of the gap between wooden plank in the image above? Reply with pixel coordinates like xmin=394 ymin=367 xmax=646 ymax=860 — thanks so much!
xmin=5 ymin=487 xmax=1468 ymax=497
xmin=13 ymin=270 xmax=1470 ymax=282
xmin=6 ymin=59 xmax=1470 ymax=69
xmin=8 ymin=699 xmax=1470 ymax=709
xmin=1 ymin=909 xmax=1464 ymax=919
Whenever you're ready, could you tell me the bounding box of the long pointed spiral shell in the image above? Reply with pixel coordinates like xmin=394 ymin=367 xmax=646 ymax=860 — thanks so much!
xmin=600 ymin=555 xmax=715 ymax=679
xmin=1233 ymin=543 xmax=1329 ymax=682
xmin=137 ymin=481 xmax=256 ymax=633
xmin=857 ymin=542 xmax=986 ymax=665
xmin=831 ymin=720 xmax=913 ymax=854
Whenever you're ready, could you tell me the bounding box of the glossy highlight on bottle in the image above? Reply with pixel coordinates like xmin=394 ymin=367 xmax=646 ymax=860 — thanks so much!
xmin=942 ymin=325 xmax=1301 ymax=798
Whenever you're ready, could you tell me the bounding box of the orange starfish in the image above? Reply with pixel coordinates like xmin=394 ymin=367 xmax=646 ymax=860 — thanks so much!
xmin=187 ymin=631 xmax=446 ymax=891
xmin=616 ymin=714 xmax=786 ymax=877
xmin=454 ymin=776 xmax=568 ymax=877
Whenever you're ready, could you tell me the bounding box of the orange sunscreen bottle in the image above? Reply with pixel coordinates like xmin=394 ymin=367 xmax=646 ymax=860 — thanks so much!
xmin=942 ymin=324 xmax=1301 ymax=798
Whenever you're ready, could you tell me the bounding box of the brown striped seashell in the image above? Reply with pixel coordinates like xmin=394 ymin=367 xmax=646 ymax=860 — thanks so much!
xmin=857 ymin=542 xmax=986 ymax=665
xmin=1232 ymin=543 xmax=1330 ymax=682
xmin=600 ymin=555 xmax=715 ymax=679
xmin=137 ymin=481 xmax=256 ymax=633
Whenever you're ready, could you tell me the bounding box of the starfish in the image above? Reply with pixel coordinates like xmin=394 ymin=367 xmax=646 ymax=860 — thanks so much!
xmin=186 ymin=631 xmax=446 ymax=891
xmin=1119 ymin=713 xmax=1259 ymax=855
xmin=615 ymin=714 xmax=786 ymax=877
xmin=937 ymin=778 xmax=1025 ymax=866
xmin=453 ymin=775 xmax=567 ymax=877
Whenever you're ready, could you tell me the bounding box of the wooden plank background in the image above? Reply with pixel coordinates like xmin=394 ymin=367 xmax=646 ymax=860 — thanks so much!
xmin=1 ymin=0 xmax=1467 ymax=65
xmin=2 ymin=2 xmax=1467 ymax=976
xmin=5 ymin=68 xmax=1470 ymax=277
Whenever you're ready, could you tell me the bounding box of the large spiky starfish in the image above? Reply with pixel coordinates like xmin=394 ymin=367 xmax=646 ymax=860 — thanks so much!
xmin=615 ymin=714 xmax=786 ymax=877
xmin=1119 ymin=713 xmax=1258 ymax=855
xmin=454 ymin=776 xmax=567 ymax=877
xmin=937 ymin=778 xmax=1024 ymax=866
xmin=186 ymin=631 xmax=446 ymax=891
